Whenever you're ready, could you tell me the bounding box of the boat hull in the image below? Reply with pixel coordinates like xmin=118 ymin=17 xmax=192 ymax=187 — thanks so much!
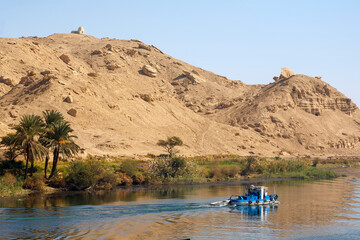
xmin=231 ymin=200 xmax=280 ymax=206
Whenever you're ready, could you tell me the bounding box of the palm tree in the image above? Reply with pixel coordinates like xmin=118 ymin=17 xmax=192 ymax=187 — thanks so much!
xmin=14 ymin=114 xmax=48 ymax=179
xmin=0 ymin=133 xmax=22 ymax=161
xmin=48 ymin=121 xmax=79 ymax=179
xmin=42 ymin=110 xmax=64 ymax=178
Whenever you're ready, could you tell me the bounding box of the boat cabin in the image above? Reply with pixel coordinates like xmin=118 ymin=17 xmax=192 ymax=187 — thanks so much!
xmin=248 ymin=185 xmax=268 ymax=200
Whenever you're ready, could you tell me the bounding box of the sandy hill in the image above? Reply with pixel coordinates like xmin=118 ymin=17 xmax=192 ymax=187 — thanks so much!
xmin=0 ymin=33 xmax=359 ymax=158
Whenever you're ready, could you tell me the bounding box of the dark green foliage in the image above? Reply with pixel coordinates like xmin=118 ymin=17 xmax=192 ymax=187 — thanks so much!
xmin=65 ymin=160 xmax=117 ymax=190
xmin=14 ymin=114 xmax=48 ymax=179
xmin=0 ymin=160 xmax=25 ymax=176
xmin=0 ymin=133 xmax=22 ymax=161
xmin=120 ymin=159 xmax=138 ymax=177
xmin=169 ymin=157 xmax=186 ymax=175
xmin=157 ymin=136 xmax=183 ymax=157
xmin=42 ymin=113 xmax=80 ymax=179
xmin=151 ymin=157 xmax=190 ymax=179
xmin=241 ymin=156 xmax=257 ymax=175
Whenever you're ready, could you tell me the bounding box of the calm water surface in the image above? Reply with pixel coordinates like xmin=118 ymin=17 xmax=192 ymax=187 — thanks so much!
xmin=0 ymin=176 xmax=359 ymax=239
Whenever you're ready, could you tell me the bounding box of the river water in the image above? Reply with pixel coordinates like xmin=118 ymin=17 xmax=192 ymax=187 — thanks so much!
xmin=0 ymin=176 xmax=359 ymax=240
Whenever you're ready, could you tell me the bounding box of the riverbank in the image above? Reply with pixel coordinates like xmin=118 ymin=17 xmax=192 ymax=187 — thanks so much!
xmin=1 ymin=155 xmax=355 ymax=199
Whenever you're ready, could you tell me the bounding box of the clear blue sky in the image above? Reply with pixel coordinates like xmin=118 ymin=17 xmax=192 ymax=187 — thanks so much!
xmin=1 ymin=0 xmax=359 ymax=105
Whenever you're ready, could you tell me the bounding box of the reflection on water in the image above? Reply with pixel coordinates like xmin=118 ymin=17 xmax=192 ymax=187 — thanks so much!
xmin=0 ymin=177 xmax=359 ymax=239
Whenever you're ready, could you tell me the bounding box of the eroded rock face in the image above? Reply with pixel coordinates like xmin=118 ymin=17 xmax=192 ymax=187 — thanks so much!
xmin=280 ymin=67 xmax=295 ymax=80
xmin=291 ymin=83 xmax=357 ymax=116
xmin=184 ymin=70 xmax=206 ymax=84
xmin=142 ymin=65 xmax=157 ymax=77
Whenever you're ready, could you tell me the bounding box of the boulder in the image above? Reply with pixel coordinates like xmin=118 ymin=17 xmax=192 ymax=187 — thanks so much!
xmin=60 ymin=54 xmax=70 ymax=64
xmin=142 ymin=65 xmax=157 ymax=77
xmin=107 ymin=64 xmax=119 ymax=70
xmin=126 ymin=49 xmax=137 ymax=57
xmin=64 ymin=95 xmax=73 ymax=103
xmin=138 ymin=43 xmax=151 ymax=51
xmin=40 ymin=70 xmax=51 ymax=76
xmin=279 ymin=67 xmax=295 ymax=80
xmin=184 ymin=71 xmax=206 ymax=84
xmin=0 ymin=76 xmax=14 ymax=86
xmin=87 ymin=72 xmax=98 ymax=77
xmin=67 ymin=108 xmax=77 ymax=117
xmin=91 ymin=50 xmax=102 ymax=55
xmin=105 ymin=44 xmax=112 ymax=51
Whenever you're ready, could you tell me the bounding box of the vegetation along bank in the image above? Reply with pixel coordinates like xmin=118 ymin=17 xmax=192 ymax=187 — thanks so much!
xmin=0 ymin=110 xmax=354 ymax=198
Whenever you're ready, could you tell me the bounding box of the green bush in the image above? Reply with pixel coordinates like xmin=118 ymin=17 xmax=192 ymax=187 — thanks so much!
xmin=0 ymin=173 xmax=25 ymax=197
xmin=241 ymin=156 xmax=257 ymax=175
xmin=0 ymin=160 xmax=25 ymax=176
xmin=169 ymin=157 xmax=186 ymax=176
xmin=133 ymin=172 xmax=146 ymax=184
xmin=65 ymin=160 xmax=118 ymax=190
xmin=120 ymin=159 xmax=138 ymax=177
xmin=22 ymin=173 xmax=45 ymax=191
xmin=150 ymin=157 xmax=193 ymax=179
xmin=117 ymin=172 xmax=133 ymax=185
xmin=47 ymin=173 xmax=66 ymax=188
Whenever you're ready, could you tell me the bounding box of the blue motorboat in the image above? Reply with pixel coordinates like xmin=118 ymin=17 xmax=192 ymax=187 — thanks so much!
xmin=211 ymin=185 xmax=280 ymax=206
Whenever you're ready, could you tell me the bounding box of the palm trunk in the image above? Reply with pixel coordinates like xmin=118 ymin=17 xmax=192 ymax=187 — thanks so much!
xmin=24 ymin=145 xmax=30 ymax=179
xmin=44 ymin=155 xmax=49 ymax=179
xmin=49 ymin=148 xmax=59 ymax=178
xmin=30 ymin=157 xmax=34 ymax=177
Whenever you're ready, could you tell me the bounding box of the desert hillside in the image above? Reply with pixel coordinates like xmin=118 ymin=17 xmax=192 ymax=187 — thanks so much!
xmin=1 ymin=33 xmax=360 ymax=157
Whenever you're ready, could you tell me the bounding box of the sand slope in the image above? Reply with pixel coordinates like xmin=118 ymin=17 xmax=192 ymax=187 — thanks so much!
xmin=0 ymin=33 xmax=359 ymax=157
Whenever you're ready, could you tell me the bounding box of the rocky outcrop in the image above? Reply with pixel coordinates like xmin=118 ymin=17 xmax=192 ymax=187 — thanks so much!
xmin=279 ymin=67 xmax=295 ymax=80
xmin=184 ymin=70 xmax=206 ymax=84
xmin=64 ymin=95 xmax=73 ymax=103
xmin=0 ymin=76 xmax=13 ymax=87
xmin=291 ymin=83 xmax=357 ymax=116
xmin=142 ymin=65 xmax=157 ymax=77
xmin=60 ymin=54 xmax=70 ymax=64
xmin=138 ymin=43 xmax=151 ymax=51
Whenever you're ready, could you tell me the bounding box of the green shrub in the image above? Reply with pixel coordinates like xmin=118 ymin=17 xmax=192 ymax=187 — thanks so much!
xmin=0 ymin=173 xmax=25 ymax=197
xmin=207 ymin=166 xmax=222 ymax=178
xmin=120 ymin=159 xmax=138 ymax=177
xmin=22 ymin=173 xmax=45 ymax=191
xmin=65 ymin=160 xmax=118 ymax=190
xmin=97 ymin=170 xmax=118 ymax=190
xmin=133 ymin=172 xmax=146 ymax=184
xmin=0 ymin=160 xmax=25 ymax=176
xmin=3 ymin=172 xmax=16 ymax=184
xmin=169 ymin=157 xmax=186 ymax=176
xmin=48 ymin=173 xmax=66 ymax=188
xmin=117 ymin=172 xmax=133 ymax=185
xmin=150 ymin=157 xmax=193 ymax=179
xmin=241 ymin=156 xmax=257 ymax=175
